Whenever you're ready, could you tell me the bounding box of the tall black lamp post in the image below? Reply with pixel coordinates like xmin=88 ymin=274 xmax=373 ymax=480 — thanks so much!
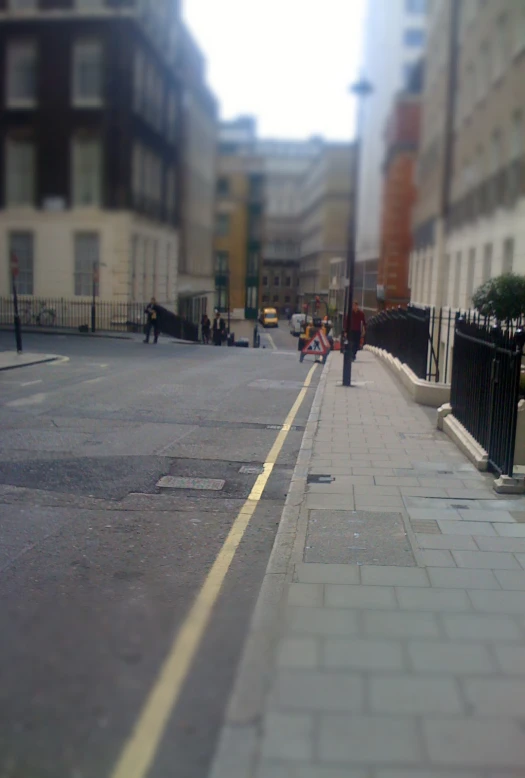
xmin=342 ymin=76 xmax=373 ymax=387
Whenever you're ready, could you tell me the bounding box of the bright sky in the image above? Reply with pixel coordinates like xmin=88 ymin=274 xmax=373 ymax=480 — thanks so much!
xmin=183 ymin=0 xmax=366 ymax=141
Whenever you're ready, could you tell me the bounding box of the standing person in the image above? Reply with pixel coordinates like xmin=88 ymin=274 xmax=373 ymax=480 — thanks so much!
xmin=144 ymin=297 xmax=160 ymax=344
xmin=201 ymin=313 xmax=211 ymax=345
xmin=212 ymin=310 xmax=225 ymax=346
xmin=344 ymin=300 xmax=366 ymax=361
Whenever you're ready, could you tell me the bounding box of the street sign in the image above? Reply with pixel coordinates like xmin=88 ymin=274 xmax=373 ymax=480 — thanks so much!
xmin=10 ymin=252 xmax=19 ymax=278
xmin=301 ymin=331 xmax=330 ymax=359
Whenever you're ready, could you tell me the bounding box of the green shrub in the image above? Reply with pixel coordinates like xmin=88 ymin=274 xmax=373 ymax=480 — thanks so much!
xmin=472 ymin=273 xmax=525 ymax=321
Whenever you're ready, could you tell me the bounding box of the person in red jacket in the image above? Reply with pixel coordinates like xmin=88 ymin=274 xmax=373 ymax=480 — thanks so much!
xmin=344 ymin=300 xmax=366 ymax=361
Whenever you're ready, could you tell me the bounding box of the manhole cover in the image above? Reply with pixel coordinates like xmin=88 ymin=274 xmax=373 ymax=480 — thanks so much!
xmin=307 ymin=474 xmax=334 ymax=484
xmin=411 ymin=519 xmax=441 ymax=534
xmin=451 ymin=504 xmax=469 ymax=510
xmin=156 ymin=476 xmax=225 ymax=491
xmin=239 ymin=465 xmax=263 ymax=475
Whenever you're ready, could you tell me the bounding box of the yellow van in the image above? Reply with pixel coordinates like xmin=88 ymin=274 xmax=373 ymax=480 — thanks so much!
xmin=260 ymin=307 xmax=279 ymax=328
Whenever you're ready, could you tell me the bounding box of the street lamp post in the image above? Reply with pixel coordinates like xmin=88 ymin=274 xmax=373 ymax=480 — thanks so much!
xmin=342 ymin=77 xmax=373 ymax=387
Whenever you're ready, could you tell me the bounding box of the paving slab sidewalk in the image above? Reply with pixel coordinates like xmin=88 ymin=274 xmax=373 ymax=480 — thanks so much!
xmin=0 ymin=351 xmax=63 ymax=371
xmin=210 ymin=350 xmax=525 ymax=778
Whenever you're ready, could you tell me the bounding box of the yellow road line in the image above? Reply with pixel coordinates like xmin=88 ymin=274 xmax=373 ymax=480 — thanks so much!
xmin=109 ymin=362 xmax=318 ymax=778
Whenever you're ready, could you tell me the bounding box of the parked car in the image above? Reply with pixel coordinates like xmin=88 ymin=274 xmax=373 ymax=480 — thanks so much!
xmin=289 ymin=313 xmax=312 ymax=336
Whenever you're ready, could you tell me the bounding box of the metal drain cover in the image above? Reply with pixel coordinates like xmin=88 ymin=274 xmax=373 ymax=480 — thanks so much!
xmin=157 ymin=476 xmax=225 ymax=491
xmin=411 ymin=519 xmax=441 ymax=534
xmin=307 ymin=474 xmax=335 ymax=484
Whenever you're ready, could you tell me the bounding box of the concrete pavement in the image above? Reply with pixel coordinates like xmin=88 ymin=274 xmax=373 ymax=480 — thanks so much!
xmin=0 ymin=327 xmax=318 ymax=778
xmin=211 ymin=350 xmax=525 ymax=778
xmin=0 ymin=350 xmax=64 ymax=370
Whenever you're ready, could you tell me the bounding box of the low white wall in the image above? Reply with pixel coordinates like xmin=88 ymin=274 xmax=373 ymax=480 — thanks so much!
xmin=365 ymin=345 xmax=451 ymax=407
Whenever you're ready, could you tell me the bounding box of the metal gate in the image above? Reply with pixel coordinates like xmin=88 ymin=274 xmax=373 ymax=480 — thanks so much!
xmin=450 ymin=315 xmax=525 ymax=476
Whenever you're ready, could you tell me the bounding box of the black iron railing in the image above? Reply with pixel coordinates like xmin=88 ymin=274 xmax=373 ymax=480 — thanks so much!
xmin=450 ymin=313 xmax=525 ymax=476
xmin=366 ymin=305 xmax=433 ymax=381
xmin=0 ymin=297 xmax=199 ymax=342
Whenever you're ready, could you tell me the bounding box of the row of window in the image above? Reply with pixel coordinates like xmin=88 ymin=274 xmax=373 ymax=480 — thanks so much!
xmin=133 ymin=49 xmax=178 ymax=141
xmin=459 ymin=12 xmax=525 ymax=123
xmin=261 ymin=294 xmax=295 ymax=305
xmin=6 ymin=39 xmax=103 ymax=107
xmin=8 ymin=230 xmax=100 ymax=296
xmin=132 ymin=143 xmax=176 ymax=211
xmin=262 ymin=275 xmax=293 ymax=288
xmin=5 ymin=135 xmax=102 ymax=207
xmin=6 ymin=0 xmax=111 ymax=9
xmin=457 ymin=111 xmax=524 ymax=194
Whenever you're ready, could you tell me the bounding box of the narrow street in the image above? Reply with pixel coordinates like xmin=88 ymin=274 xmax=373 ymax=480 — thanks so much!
xmin=0 ymin=325 xmax=318 ymax=778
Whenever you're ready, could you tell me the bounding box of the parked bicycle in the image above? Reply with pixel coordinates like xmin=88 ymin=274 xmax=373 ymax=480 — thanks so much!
xmin=21 ymin=301 xmax=57 ymax=327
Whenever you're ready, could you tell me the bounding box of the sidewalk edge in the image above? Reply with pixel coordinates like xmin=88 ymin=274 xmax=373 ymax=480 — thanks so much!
xmin=208 ymin=355 xmax=331 ymax=778
xmin=0 ymin=355 xmax=61 ymax=371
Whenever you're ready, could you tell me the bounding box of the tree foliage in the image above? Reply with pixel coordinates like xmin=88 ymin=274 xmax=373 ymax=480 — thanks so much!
xmin=472 ymin=273 xmax=525 ymax=321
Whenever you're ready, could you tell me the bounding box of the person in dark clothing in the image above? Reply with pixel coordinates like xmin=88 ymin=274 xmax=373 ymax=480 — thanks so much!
xmin=344 ymin=300 xmax=366 ymax=360
xmin=201 ymin=314 xmax=211 ymax=344
xmin=144 ymin=297 xmax=160 ymax=344
xmin=212 ymin=311 xmax=225 ymax=346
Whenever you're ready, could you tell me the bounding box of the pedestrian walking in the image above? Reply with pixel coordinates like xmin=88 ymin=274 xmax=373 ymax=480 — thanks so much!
xmin=212 ymin=310 xmax=225 ymax=346
xmin=344 ymin=300 xmax=366 ymax=361
xmin=201 ymin=313 xmax=211 ymax=345
xmin=144 ymin=297 xmax=160 ymax=344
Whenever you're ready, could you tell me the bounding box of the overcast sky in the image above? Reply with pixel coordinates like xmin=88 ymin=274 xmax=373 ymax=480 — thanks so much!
xmin=183 ymin=0 xmax=366 ymax=141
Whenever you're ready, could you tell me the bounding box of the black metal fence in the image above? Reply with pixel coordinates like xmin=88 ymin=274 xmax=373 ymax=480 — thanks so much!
xmin=450 ymin=313 xmax=525 ymax=476
xmin=366 ymin=305 xmax=433 ymax=380
xmin=0 ymin=297 xmax=199 ymax=342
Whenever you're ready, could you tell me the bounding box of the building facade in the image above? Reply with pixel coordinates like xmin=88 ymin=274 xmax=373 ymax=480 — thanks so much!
xmin=299 ymin=143 xmax=355 ymax=308
xmin=378 ymin=78 xmax=421 ymax=308
xmin=0 ymin=0 xmax=216 ymax=320
xmin=410 ymin=0 xmax=525 ymax=311
xmin=214 ymin=117 xmax=264 ymax=321
xmin=356 ymin=0 xmax=427 ymax=313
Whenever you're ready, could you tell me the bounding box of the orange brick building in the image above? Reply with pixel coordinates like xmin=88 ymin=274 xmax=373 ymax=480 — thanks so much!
xmin=377 ymin=93 xmax=421 ymax=309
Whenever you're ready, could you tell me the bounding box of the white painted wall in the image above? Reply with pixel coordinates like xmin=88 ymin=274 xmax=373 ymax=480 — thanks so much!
xmin=0 ymin=208 xmax=179 ymax=306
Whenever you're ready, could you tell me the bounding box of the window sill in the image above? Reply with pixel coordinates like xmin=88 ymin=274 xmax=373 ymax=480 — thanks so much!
xmin=72 ymin=99 xmax=104 ymax=109
xmin=6 ymin=100 xmax=37 ymax=110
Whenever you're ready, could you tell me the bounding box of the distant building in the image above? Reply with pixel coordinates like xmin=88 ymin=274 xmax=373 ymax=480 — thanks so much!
xmin=410 ymin=0 xmax=525 ymax=310
xmin=214 ymin=117 xmax=264 ymax=320
xmin=0 ymin=0 xmax=217 ymax=320
xmin=356 ymin=0 xmax=427 ymax=313
xmin=299 ymin=143 xmax=355 ymax=308
xmin=377 ymin=65 xmax=421 ymax=308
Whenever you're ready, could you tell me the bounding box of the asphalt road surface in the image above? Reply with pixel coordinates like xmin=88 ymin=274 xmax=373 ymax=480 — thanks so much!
xmin=0 ymin=324 xmax=320 ymax=778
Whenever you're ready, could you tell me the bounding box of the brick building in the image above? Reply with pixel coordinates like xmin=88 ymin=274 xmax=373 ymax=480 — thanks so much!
xmin=378 ymin=81 xmax=421 ymax=308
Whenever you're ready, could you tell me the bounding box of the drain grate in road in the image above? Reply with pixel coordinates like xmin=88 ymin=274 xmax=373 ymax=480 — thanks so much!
xmin=157 ymin=476 xmax=225 ymax=491
xmin=239 ymin=465 xmax=264 ymax=475
xmin=411 ymin=519 xmax=441 ymax=534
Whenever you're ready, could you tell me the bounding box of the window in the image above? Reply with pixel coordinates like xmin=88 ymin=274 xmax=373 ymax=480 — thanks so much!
xmin=405 ymin=0 xmax=426 ymax=12
xmin=215 ymin=251 xmax=229 ymax=274
xmin=166 ymin=91 xmax=177 ymax=141
xmin=72 ymin=40 xmax=103 ymax=105
xmin=262 ymin=294 xmax=269 ymax=303
xmin=442 ymin=255 xmax=450 ymax=304
xmin=215 ymin=214 xmax=230 ymax=236
xmin=493 ymin=16 xmax=508 ymax=81
xmin=6 ymin=41 xmax=37 ymax=106
xmin=262 ymin=275 xmax=268 ymax=286
xmin=482 ymin=243 xmax=492 ymax=283
xmin=9 ymin=232 xmax=33 ymax=295
xmin=247 ymin=251 xmax=259 ymax=276
xmin=502 ymin=238 xmax=514 ymax=274
xmin=404 ymin=28 xmax=425 ymax=47
xmin=132 ymin=143 xmax=144 ymax=197
xmin=512 ymin=112 xmax=523 ymax=160
xmin=284 ymin=295 xmax=291 ymax=304
xmin=217 ymin=177 xmax=229 ymax=196
xmin=5 ymin=138 xmax=35 ymax=206
xmin=478 ymin=41 xmax=490 ymax=102
xmin=165 ymin=167 xmax=176 ymax=218
xmin=274 ymin=276 xmax=280 ymax=286
xmin=491 ymin=130 xmax=501 ymax=174
xmin=285 ymin=276 xmax=291 ymax=287
xmin=133 ymin=49 xmax=144 ymax=114
xmin=72 ymin=136 xmax=102 ymax=206
xmin=466 ymin=248 xmax=476 ymax=304
xmin=74 ymin=232 xmax=99 ymax=297
xmin=273 ymin=294 xmax=279 ymax=303
xmin=453 ymin=252 xmax=461 ymax=308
